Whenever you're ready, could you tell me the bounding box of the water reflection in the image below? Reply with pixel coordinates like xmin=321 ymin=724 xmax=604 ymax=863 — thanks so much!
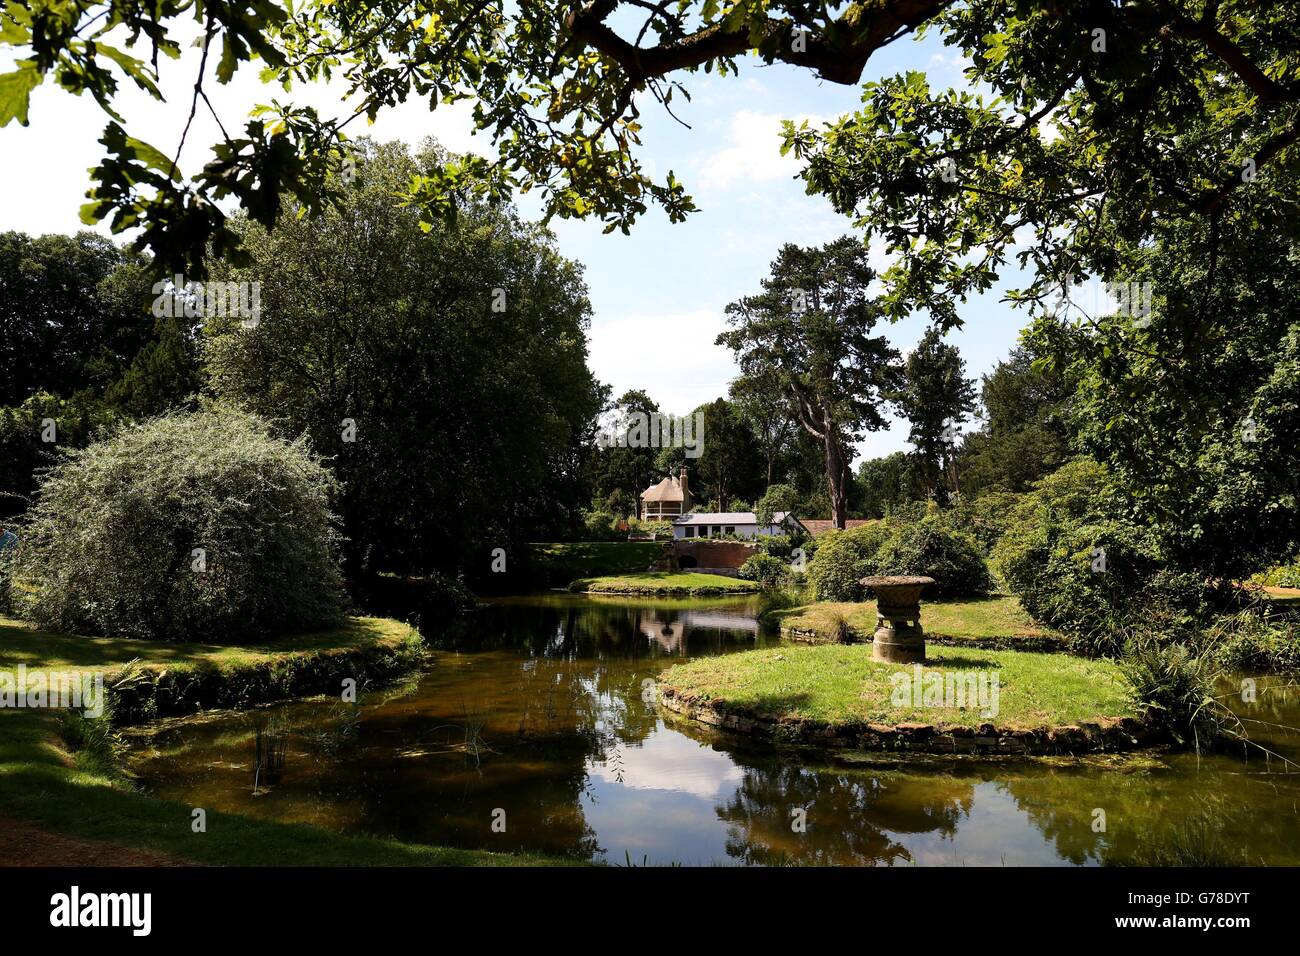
xmin=121 ymin=594 xmax=1300 ymax=866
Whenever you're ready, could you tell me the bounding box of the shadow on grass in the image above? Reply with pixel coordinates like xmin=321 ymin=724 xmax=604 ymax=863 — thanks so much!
xmin=727 ymin=692 xmax=815 ymax=718
xmin=920 ymin=654 xmax=1003 ymax=670
xmin=0 ymin=616 xmax=402 ymax=670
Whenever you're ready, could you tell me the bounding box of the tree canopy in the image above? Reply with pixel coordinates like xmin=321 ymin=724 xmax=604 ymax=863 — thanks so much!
xmin=7 ymin=0 xmax=1294 ymax=288
xmin=897 ymin=326 xmax=976 ymax=502
xmin=205 ymin=140 xmax=603 ymax=577
xmin=718 ymin=236 xmax=903 ymax=528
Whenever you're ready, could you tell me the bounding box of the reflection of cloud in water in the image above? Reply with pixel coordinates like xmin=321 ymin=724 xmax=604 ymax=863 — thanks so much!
xmin=587 ymin=726 xmax=744 ymax=799
xmin=582 ymin=775 xmax=738 ymax=866
xmin=893 ymin=781 xmax=1079 ymax=867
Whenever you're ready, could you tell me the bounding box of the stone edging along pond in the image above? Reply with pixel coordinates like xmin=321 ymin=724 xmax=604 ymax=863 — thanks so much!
xmin=657 ymin=685 xmax=1162 ymax=756
xmin=106 ymin=631 xmax=426 ymax=726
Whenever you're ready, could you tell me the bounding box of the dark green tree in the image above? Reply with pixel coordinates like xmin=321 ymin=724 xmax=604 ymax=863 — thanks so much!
xmin=0 ymin=231 xmax=153 ymax=405
xmin=856 ymin=452 xmax=923 ymax=519
xmin=897 ymin=327 xmax=976 ymax=502
xmin=586 ymin=389 xmax=662 ymax=514
xmin=205 ymin=140 xmax=603 ymax=579
xmin=691 ymin=397 xmax=764 ymax=513
xmin=729 ymin=370 xmax=797 ymax=489
xmin=957 ymin=344 xmax=1075 ymax=496
xmin=718 ymin=237 xmax=904 ymax=528
xmin=1027 ymin=220 xmax=1300 ymax=580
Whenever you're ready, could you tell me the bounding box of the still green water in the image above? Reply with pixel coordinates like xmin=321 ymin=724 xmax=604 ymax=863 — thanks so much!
xmin=122 ymin=594 xmax=1300 ymax=866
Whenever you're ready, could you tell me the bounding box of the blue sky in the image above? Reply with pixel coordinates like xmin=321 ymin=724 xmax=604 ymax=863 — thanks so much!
xmin=0 ymin=23 xmax=1031 ymax=460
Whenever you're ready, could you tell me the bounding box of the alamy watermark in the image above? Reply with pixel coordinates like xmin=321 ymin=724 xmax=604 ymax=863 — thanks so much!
xmin=152 ymin=275 xmax=262 ymax=328
xmin=0 ymin=666 xmax=105 ymax=718
xmin=889 ymin=665 xmax=1000 ymax=719
xmin=1047 ymin=275 xmax=1153 ymax=326
xmin=594 ymin=409 xmax=704 ymax=458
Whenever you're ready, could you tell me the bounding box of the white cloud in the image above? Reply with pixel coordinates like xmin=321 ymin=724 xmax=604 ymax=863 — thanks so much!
xmin=587 ymin=309 xmax=737 ymax=414
xmin=0 ymin=29 xmax=483 ymax=239
xmin=929 ymin=50 xmax=975 ymax=73
xmin=695 ymin=109 xmax=827 ymax=192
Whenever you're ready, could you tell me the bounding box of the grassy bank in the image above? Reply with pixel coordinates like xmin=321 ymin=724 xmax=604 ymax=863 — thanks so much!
xmin=660 ymin=644 xmax=1135 ymax=730
xmin=570 ymin=571 xmax=761 ymax=596
xmin=526 ymin=541 xmax=665 ymax=587
xmin=0 ymin=614 xmax=573 ymax=866
xmin=1 ymin=613 xmax=429 ymax=724
xmin=772 ymin=596 xmax=1061 ymax=647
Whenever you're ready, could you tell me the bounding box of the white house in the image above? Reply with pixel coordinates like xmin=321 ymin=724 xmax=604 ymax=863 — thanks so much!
xmin=672 ymin=512 xmax=807 ymax=540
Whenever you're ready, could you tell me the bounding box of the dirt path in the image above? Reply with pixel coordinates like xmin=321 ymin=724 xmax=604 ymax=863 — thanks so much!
xmin=0 ymin=815 xmax=197 ymax=867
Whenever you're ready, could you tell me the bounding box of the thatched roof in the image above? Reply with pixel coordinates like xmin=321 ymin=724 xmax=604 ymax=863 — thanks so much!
xmin=641 ymin=475 xmax=685 ymax=502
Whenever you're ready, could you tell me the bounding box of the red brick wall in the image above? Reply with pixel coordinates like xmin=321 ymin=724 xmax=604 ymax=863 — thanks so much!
xmin=671 ymin=540 xmax=757 ymax=570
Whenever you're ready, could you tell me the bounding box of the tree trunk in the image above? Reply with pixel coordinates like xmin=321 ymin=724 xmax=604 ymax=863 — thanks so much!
xmin=824 ymin=432 xmax=850 ymax=529
xmin=791 ymin=390 xmax=851 ymax=529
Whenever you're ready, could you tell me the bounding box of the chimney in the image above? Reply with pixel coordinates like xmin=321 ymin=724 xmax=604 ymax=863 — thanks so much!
xmin=679 ymin=466 xmax=690 ymax=510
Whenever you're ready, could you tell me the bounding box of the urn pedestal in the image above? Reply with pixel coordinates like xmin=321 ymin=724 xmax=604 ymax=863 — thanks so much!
xmin=859 ymin=575 xmax=936 ymax=664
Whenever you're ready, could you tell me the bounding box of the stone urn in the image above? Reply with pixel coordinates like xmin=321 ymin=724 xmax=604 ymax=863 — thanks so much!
xmin=860 ymin=575 xmax=936 ymax=664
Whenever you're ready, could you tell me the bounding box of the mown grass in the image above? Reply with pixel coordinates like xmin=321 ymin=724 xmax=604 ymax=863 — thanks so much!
xmin=660 ymin=644 xmax=1135 ymax=730
xmin=0 ymin=614 xmax=576 ymax=866
xmin=0 ymin=613 xmax=416 ymax=671
xmin=772 ymin=596 xmax=1060 ymax=643
xmin=570 ymin=571 xmax=761 ymax=596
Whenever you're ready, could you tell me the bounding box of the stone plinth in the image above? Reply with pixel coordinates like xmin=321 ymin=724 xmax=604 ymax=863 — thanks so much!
xmin=860 ymin=575 xmax=936 ymax=664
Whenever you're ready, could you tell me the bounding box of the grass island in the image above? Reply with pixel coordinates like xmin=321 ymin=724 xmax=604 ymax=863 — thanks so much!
xmin=658 ymin=643 xmax=1150 ymax=755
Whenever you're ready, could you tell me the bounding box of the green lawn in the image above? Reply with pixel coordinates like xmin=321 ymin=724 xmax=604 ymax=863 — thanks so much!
xmin=660 ymin=644 xmax=1135 ymax=730
xmin=526 ymin=541 xmax=665 ymax=586
xmin=0 ymin=613 xmax=416 ymax=672
xmin=0 ymin=614 xmax=575 ymax=866
xmin=569 ymin=571 xmax=761 ymax=596
xmin=772 ymin=596 xmax=1060 ymax=644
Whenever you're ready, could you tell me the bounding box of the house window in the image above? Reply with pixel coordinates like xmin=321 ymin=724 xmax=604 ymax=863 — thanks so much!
xmin=712 ymin=526 xmax=721 ymax=537
xmin=684 ymin=526 xmax=695 ymax=538
xmin=724 ymin=526 xmax=735 ymax=535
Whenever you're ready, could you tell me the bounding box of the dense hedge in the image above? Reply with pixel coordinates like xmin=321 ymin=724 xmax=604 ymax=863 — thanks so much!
xmin=992 ymin=458 xmax=1213 ymax=655
xmin=738 ymin=553 xmax=792 ymax=588
xmin=107 ymin=628 xmax=426 ymax=724
xmin=871 ymin=517 xmax=994 ymax=598
xmin=806 ymin=517 xmax=991 ymax=601
xmin=11 ymin=408 xmax=345 ymax=641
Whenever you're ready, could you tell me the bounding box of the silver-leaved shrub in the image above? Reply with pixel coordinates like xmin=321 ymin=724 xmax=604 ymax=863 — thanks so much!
xmin=11 ymin=407 xmax=345 ymax=641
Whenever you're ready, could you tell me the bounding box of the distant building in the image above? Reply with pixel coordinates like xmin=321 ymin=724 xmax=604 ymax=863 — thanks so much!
xmin=672 ymin=512 xmax=806 ymax=540
xmin=640 ymin=467 xmax=692 ymax=520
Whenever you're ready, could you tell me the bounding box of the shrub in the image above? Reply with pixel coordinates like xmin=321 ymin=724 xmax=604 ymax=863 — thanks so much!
xmin=949 ymin=490 xmax=1023 ymax=553
xmin=992 ymin=459 xmax=1214 ymax=654
xmin=757 ymin=534 xmax=795 ymax=559
xmin=1118 ymin=638 xmax=1227 ymax=750
xmin=582 ymin=509 xmax=619 ymax=541
xmin=869 ymin=515 xmax=994 ymax=598
xmin=1212 ymin=609 xmax=1300 ymax=673
xmin=635 ymin=519 xmax=675 ymax=539
xmin=806 ymin=523 xmax=892 ymax=601
xmin=0 ymin=534 xmax=15 ymax=615
xmin=1251 ymin=560 xmax=1300 ymax=589
xmin=11 ymin=408 xmax=345 ymax=641
xmin=738 ymin=553 xmax=791 ymax=589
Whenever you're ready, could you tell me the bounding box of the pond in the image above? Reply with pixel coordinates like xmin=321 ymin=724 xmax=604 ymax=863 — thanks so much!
xmin=122 ymin=594 xmax=1300 ymax=866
